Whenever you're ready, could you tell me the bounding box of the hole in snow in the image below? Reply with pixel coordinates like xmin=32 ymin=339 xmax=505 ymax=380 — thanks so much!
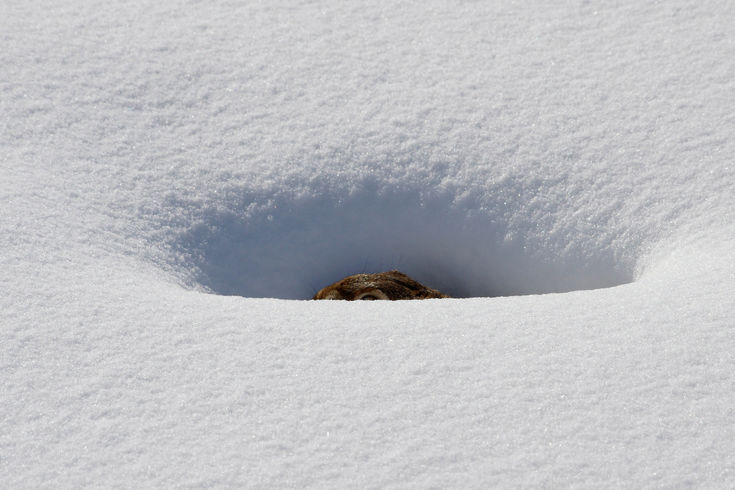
xmin=171 ymin=186 xmax=634 ymax=299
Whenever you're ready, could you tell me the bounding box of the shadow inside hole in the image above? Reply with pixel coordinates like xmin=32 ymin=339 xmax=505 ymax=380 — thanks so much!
xmin=174 ymin=189 xmax=632 ymax=299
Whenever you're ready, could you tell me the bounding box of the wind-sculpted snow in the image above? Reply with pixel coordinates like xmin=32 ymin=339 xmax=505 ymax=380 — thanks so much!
xmin=2 ymin=0 xmax=735 ymax=487
xmin=171 ymin=179 xmax=635 ymax=299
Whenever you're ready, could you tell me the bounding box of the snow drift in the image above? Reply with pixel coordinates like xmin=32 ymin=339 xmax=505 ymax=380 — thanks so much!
xmin=2 ymin=0 xmax=735 ymax=487
xmin=172 ymin=181 xmax=635 ymax=299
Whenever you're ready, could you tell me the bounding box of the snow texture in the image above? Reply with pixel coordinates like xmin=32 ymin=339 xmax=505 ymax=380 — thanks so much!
xmin=2 ymin=0 xmax=735 ymax=487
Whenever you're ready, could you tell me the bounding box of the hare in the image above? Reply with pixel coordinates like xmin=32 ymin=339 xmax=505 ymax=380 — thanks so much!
xmin=313 ymin=270 xmax=449 ymax=300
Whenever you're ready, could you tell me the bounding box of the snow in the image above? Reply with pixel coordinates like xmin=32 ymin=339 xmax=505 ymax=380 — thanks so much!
xmin=2 ymin=0 xmax=734 ymax=487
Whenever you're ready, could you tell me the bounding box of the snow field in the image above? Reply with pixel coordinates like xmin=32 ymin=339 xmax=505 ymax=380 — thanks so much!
xmin=2 ymin=0 xmax=735 ymax=487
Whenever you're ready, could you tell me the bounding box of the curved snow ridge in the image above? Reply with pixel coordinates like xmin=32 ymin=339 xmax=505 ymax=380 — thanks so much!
xmin=166 ymin=179 xmax=640 ymax=299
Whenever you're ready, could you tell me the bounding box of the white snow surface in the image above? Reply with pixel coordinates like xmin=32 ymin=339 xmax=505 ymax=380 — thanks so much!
xmin=2 ymin=0 xmax=735 ymax=487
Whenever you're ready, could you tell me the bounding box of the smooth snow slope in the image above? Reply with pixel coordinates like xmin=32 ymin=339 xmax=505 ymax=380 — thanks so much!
xmin=2 ymin=0 xmax=735 ymax=487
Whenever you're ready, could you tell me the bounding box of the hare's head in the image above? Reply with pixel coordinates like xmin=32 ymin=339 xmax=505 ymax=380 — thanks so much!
xmin=313 ymin=270 xmax=448 ymax=300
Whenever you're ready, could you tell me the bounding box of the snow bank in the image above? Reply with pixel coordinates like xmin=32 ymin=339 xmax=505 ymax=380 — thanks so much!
xmin=2 ymin=0 xmax=735 ymax=487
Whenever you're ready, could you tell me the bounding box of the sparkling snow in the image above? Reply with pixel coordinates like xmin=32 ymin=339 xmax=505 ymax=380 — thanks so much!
xmin=2 ymin=0 xmax=735 ymax=487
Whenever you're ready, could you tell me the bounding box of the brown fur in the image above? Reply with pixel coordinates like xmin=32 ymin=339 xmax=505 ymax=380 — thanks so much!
xmin=313 ymin=270 xmax=449 ymax=300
